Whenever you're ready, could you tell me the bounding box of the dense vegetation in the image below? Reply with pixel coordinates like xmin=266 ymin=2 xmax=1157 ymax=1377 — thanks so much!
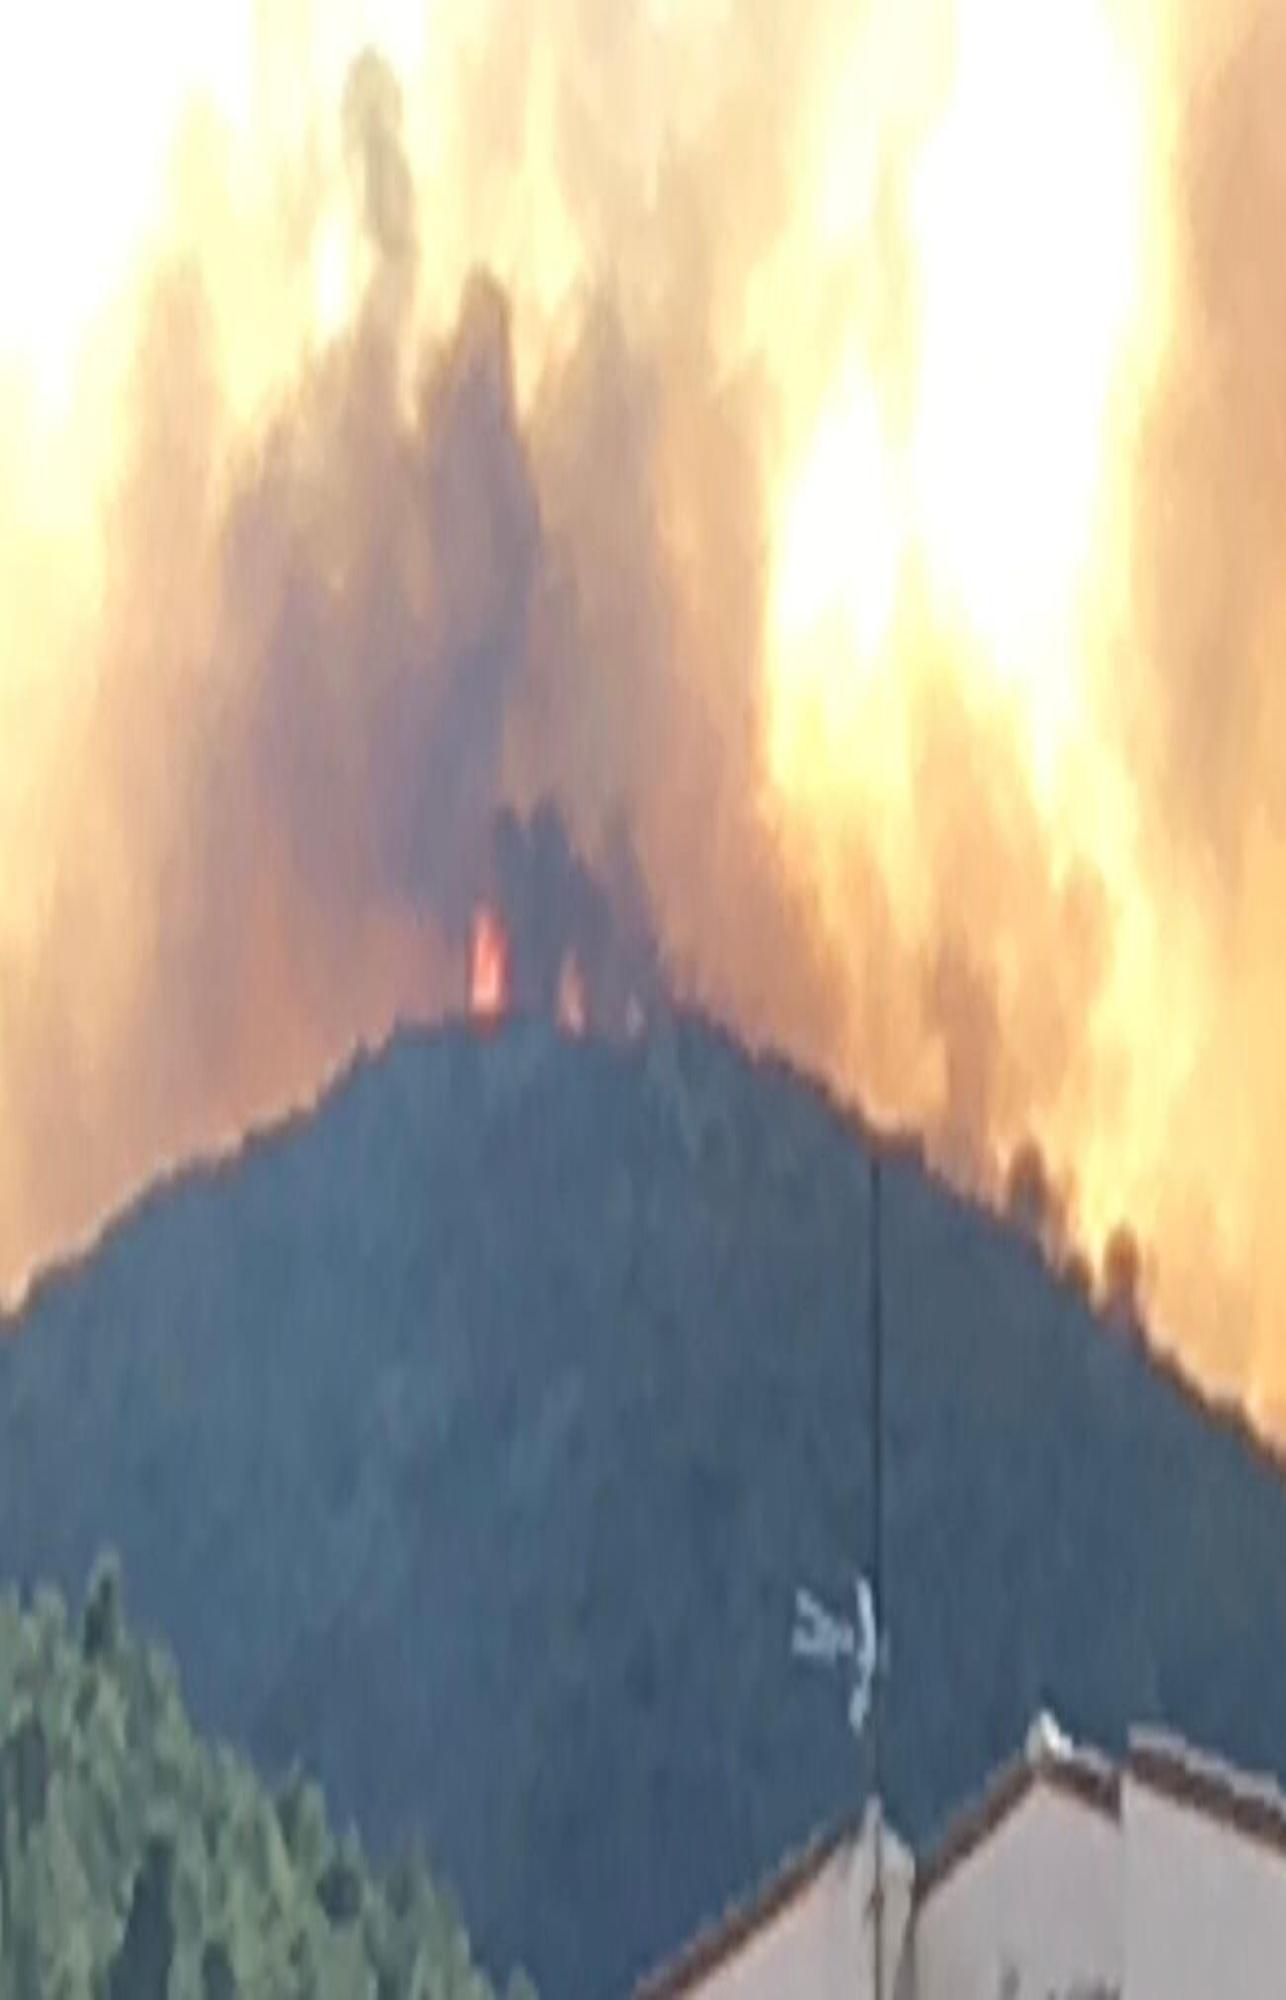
xmin=0 ymin=1556 xmax=530 ymax=1998
xmin=2 ymin=1017 xmax=1286 ymax=1997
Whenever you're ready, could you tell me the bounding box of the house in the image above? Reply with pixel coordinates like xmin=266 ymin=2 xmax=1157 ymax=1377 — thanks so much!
xmin=634 ymin=1715 xmax=1286 ymax=1998
xmin=1124 ymin=1729 xmax=1286 ymax=1999
xmin=910 ymin=1714 xmax=1122 ymax=1997
xmin=634 ymin=1803 xmax=914 ymax=2000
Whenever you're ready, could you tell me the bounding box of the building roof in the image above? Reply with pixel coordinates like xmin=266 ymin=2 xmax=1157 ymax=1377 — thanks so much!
xmin=915 ymin=1719 xmax=1120 ymax=1907
xmin=634 ymin=1717 xmax=1286 ymax=1994
xmin=632 ymin=1802 xmax=910 ymax=2000
xmin=631 ymin=1817 xmax=853 ymax=1999
xmin=1128 ymin=1727 xmax=1286 ymax=1862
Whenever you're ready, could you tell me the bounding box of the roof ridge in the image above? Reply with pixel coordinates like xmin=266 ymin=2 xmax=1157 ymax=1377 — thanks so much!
xmin=1128 ymin=1727 xmax=1286 ymax=1859
xmin=916 ymin=1718 xmax=1120 ymax=1907
xmin=632 ymin=1801 xmax=915 ymax=1999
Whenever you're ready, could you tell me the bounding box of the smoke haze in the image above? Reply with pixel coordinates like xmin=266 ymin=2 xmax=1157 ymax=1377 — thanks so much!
xmin=0 ymin=0 xmax=1283 ymax=1428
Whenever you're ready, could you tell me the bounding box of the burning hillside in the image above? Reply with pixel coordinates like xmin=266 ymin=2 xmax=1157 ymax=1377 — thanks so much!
xmin=468 ymin=803 xmax=664 ymax=1036
xmin=0 ymin=0 xmax=1283 ymax=1428
xmin=464 ymin=802 xmax=662 ymax=1037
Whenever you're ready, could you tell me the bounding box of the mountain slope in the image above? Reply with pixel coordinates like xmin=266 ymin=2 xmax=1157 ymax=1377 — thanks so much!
xmin=1 ymin=1018 xmax=1284 ymax=1996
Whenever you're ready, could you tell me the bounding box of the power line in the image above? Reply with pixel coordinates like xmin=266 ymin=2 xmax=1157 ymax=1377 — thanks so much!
xmin=869 ymin=1150 xmax=884 ymax=2000
xmin=790 ymin=1146 xmax=889 ymax=1994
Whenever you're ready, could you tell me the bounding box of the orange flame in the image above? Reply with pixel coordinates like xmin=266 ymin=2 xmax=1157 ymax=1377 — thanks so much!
xmin=557 ymin=952 xmax=587 ymax=1037
xmin=468 ymin=905 xmax=510 ymax=1022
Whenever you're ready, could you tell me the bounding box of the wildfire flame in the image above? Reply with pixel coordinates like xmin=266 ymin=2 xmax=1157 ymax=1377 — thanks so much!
xmin=468 ymin=907 xmax=510 ymax=1024
xmin=556 ymin=953 xmax=587 ymax=1038
xmin=0 ymin=0 xmax=1285 ymax=1436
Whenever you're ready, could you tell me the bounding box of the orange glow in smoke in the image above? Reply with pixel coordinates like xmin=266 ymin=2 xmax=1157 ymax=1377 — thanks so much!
xmin=468 ymin=906 xmax=510 ymax=1022
xmin=556 ymin=952 xmax=587 ymax=1037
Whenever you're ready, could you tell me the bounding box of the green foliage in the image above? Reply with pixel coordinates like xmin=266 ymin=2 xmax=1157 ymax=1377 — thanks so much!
xmin=0 ymin=1569 xmax=528 ymax=1999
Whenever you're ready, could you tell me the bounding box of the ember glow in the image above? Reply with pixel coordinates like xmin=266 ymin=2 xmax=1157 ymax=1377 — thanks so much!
xmin=556 ymin=955 xmax=588 ymax=1039
xmin=1 ymin=0 xmax=1284 ymax=1430
xmin=469 ymin=908 xmax=511 ymax=1025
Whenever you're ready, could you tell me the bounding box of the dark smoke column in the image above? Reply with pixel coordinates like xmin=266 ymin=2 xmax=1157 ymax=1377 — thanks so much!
xmin=478 ymin=801 xmax=664 ymax=1034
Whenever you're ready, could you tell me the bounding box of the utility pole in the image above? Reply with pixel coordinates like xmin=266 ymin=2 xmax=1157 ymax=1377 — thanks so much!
xmin=790 ymin=1149 xmax=889 ymax=1993
xmin=869 ymin=1150 xmax=885 ymax=2000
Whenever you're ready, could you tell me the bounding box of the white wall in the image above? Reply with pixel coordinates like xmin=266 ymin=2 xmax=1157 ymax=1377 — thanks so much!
xmin=913 ymin=1780 xmax=1122 ymax=2000
xmin=1125 ymin=1772 xmax=1286 ymax=2000
xmin=650 ymin=1737 xmax=1286 ymax=2000
xmin=682 ymin=1816 xmax=914 ymax=2000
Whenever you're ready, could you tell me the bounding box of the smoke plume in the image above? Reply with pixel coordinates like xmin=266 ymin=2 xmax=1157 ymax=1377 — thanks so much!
xmin=0 ymin=1 xmax=1284 ymax=1434
xmin=485 ymin=803 xmax=664 ymax=1033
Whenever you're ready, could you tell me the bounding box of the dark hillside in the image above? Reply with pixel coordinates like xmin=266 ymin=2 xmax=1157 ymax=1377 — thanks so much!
xmin=1 ymin=1018 xmax=1283 ymax=1995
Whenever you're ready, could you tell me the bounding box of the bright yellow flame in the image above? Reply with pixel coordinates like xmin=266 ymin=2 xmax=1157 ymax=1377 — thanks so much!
xmin=907 ymin=0 xmax=1143 ymax=750
xmin=768 ymin=0 xmax=1150 ymax=798
xmin=0 ymin=3 xmax=253 ymax=416
xmin=312 ymin=211 xmax=356 ymax=345
xmin=772 ymin=362 xmax=908 ymax=715
xmin=0 ymin=0 xmax=453 ymax=443
xmin=761 ymin=0 xmax=1200 ymax=1302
